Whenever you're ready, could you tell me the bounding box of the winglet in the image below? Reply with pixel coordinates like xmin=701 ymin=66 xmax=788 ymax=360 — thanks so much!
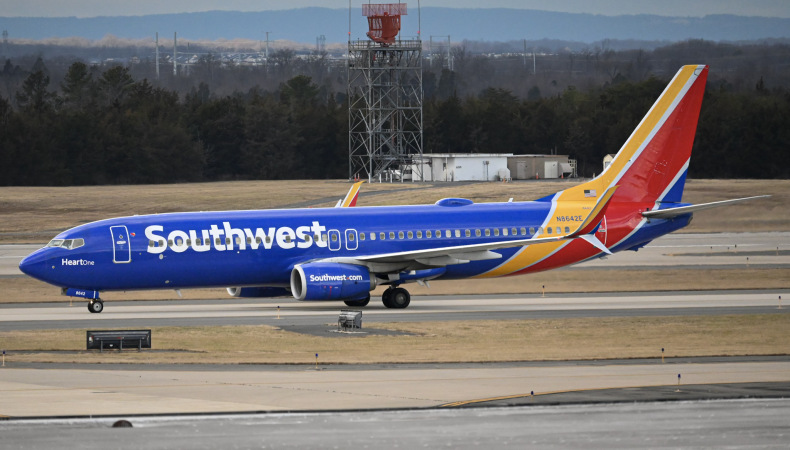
xmin=338 ymin=181 xmax=365 ymax=208
xmin=571 ymin=186 xmax=618 ymax=237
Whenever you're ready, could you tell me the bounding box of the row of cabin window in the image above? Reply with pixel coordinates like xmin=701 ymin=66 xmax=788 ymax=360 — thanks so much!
xmin=357 ymin=226 xmax=570 ymax=242
xmin=148 ymin=226 xmax=573 ymax=248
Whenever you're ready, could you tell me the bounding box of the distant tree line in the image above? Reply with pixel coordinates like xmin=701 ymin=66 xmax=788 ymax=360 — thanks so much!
xmin=0 ymin=42 xmax=788 ymax=185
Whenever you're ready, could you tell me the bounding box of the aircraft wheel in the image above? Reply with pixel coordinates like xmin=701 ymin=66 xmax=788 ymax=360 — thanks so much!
xmin=381 ymin=288 xmax=393 ymax=308
xmin=88 ymin=299 xmax=104 ymax=314
xmin=344 ymin=295 xmax=370 ymax=307
xmin=389 ymin=288 xmax=410 ymax=309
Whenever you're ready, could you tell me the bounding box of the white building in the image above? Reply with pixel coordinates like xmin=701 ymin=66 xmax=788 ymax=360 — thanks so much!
xmin=410 ymin=153 xmax=512 ymax=182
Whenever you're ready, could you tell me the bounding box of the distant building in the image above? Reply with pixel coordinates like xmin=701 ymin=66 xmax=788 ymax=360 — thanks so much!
xmin=410 ymin=153 xmax=512 ymax=182
xmin=507 ymin=155 xmax=576 ymax=180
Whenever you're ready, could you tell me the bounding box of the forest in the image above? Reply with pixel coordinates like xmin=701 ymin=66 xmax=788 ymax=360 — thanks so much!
xmin=0 ymin=39 xmax=788 ymax=185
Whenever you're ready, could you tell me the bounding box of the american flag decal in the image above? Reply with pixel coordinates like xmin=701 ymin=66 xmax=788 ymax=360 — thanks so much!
xmin=584 ymin=189 xmax=597 ymax=198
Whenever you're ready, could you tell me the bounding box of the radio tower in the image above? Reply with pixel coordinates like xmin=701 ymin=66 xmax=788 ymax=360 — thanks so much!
xmin=348 ymin=3 xmax=423 ymax=182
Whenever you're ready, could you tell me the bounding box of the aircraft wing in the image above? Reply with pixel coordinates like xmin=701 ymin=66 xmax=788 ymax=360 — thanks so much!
xmin=642 ymin=195 xmax=770 ymax=219
xmin=322 ymin=187 xmax=618 ymax=271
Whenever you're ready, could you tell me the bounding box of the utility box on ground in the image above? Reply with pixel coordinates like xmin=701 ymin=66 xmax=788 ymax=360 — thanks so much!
xmin=338 ymin=310 xmax=362 ymax=331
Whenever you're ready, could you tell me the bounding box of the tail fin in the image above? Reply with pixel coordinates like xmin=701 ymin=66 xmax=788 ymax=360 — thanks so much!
xmin=563 ymin=65 xmax=708 ymax=206
xmin=337 ymin=181 xmax=365 ymax=208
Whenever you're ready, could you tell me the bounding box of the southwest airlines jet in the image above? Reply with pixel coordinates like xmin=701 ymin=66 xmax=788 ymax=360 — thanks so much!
xmin=19 ymin=65 xmax=764 ymax=313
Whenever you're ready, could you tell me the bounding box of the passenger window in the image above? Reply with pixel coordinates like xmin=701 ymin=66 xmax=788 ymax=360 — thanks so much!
xmin=235 ymin=237 xmax=241 ymax=245
xmin=305 ymin=235 xmax=312 ymax=242
xmin=359 ymin=233 xmax=365 ymax=241
xmin=454 ymin=230 xmax=461 ymax=238
xmin=475 ymin=229 xmax=481 ymax=237
xmin=186 ymin=239 xmax=192 ymax=246
xmin=465 ymin=230 xmax=471 ymax=237
xmin=370 ymin=232 xmax=376 ymax=240
xmin=256 ymin=237 xmax=263 ymax=244
xmin=160 ymin=240 xmax=165 ymax=247
xmin=380 ymin=232 xmax=386 ymax=240
xmin=349 ymin=234 xmax=355 ymax=241
xmin=416 ymin=231 xmax=422 ymax=238
xmin=246 ymin=237 xmax=252 ymax=244
xmin=530 ymin=227 xmax=535 ymax=235
xmin=485 ymin=229 xmax=491 ymax=237
xmin=320 ymin=234 xmax=327 ymax=242
xmin=547 ymin=227 xmax=552 ymax=234
xmin=565 ymin=226 xmax=570 ymax=233
xmin=330 ymin=234 xmax=337 ymax=242
xmin=426 ymin=230 xmax=432 ymax=238
xmin=285 ymin=236 xmax=292 ymax=243
xmin=398 ymin=231 xmax=404 ymax=239
xmin=556 ymin=227 xmax=561 ymax=234
xmin=225 ymin=237 xmax=231 ymax=245
xmin=407 ymin=231 xmax=413 ymax=239
xmin=511 ymin=228 xmax=518 ymax=236
xmin=520 ymin=228 xmax=526 ymax=236
xmin=389 ymin=232 xmax=395 ymax=239
xmin=503 ymin=229 xmax=508 ymax=236
xmin=494 ymin=228 xmax=500 ymax=237
xmin=149 ymin=240 xmax=155 ymax=247
xmin=445 ymin=230 xmax=451 ymax=238
xmin=169 ymin=239 xmax=174 ymax=246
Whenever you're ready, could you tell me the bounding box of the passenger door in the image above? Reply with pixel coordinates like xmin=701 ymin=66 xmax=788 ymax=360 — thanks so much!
xmin=110 ymin=225 xmax=131 ymax=263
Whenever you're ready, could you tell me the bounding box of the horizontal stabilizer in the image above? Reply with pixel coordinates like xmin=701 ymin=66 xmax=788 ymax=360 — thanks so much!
xmin=579 ymin=234 xmax=612 ymax=255
xmin=642 ymin=195 xmax=770 ymax=219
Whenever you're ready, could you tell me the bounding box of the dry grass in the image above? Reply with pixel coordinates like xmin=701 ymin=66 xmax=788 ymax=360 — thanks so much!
xmin=1 ymin=314 xmax=787 ymax=364
xmin=2 ymin=179 xmax=787 ymax=244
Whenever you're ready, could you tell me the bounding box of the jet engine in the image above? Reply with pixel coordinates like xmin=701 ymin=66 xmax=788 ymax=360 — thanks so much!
xmin=290 ymin=262 xmax=376 ymax=301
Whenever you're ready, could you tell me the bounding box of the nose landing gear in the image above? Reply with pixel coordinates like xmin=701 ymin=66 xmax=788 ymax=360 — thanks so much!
xmin=88 ymin=298 xmax=104 ymax=313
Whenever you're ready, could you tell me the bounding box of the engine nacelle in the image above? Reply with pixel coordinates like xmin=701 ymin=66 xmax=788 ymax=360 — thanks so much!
xmin=226 ymin=287 xmax=291 ymax=298
xmin=290 ymin=262 xmax=376 ymax=301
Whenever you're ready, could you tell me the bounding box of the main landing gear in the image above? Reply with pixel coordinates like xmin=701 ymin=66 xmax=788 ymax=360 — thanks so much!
xmin=88 ymin=298 xmax=104 ymax=314
xmin=381 ymin=287 xmax=410 ymax=309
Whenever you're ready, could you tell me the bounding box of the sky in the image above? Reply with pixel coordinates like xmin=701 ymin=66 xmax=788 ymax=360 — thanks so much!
xmin=3 ymin=0 xmax=790 ymax=19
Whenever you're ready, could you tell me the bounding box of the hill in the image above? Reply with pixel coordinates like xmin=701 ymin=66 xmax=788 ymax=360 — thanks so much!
xmin=1 ymin=8 xmax=789 ymax=45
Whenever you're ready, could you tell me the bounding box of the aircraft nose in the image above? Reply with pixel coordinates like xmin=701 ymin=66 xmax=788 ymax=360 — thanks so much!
xmin=19 ymin=249 xmax=51 ymax=282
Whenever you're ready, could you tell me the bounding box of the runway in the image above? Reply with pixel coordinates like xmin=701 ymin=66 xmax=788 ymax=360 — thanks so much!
xmin=0 ymin=290 xmax=787 ymax=331
xmin=3 ymin=398 xmax=790 ymax=449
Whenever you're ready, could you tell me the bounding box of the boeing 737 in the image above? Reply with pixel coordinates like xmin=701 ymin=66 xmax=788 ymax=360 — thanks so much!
xmin=19 ymin=65 xmax=766 ymax=313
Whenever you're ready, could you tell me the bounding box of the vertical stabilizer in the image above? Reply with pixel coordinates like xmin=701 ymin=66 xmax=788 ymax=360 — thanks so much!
xmin=562 ymin=65 xmax=709 ymax=206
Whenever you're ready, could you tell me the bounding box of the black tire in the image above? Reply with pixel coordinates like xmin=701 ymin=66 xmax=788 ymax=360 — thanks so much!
xmin=389 ymin=287 xmax=410 ymax=309
xmin=344 ymin=295 xmax=370 ymax=307
xmin=88 ymin=299 xmax=104 ymax=314
xmin=381 ymin=288 xmax=393 ymax=308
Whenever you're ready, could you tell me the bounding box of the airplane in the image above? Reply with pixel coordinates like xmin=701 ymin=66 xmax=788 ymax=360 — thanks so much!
xmin=19 ymin=65 xmax=768 ymax=313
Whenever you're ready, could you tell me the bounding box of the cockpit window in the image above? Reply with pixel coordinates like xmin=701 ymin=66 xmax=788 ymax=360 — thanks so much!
xmin=46 ymin=238 xmax=85 ymax=250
